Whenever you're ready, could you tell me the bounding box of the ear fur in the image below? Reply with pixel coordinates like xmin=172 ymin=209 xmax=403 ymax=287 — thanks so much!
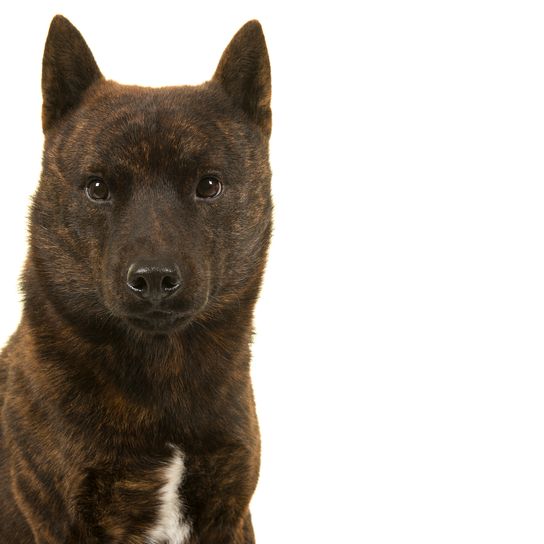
xmin=213 ymin=20 xmax=272 ymax=138
xmin=42 ymin=15 xmax=103 ymax=132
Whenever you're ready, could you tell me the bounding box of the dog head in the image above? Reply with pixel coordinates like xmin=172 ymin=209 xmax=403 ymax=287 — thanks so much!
xmin=29 ymin=16 xmax=272 ymax=335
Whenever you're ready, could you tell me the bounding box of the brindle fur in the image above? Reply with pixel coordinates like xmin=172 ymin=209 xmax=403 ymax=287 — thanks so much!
xmin=0 ymin=15 xmax=272 ymax=543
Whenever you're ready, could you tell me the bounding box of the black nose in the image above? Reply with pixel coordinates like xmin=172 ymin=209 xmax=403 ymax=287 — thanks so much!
xmin=126 ymin=260 xmax=182 ymax=302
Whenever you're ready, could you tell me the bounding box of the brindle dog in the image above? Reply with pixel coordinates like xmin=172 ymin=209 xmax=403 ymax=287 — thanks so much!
xmin=0 ymin=15 xmax=272 ymax=544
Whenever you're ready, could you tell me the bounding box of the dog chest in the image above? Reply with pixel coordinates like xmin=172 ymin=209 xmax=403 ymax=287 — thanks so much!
xmin=144 ymin=445 xmax=191 ymax=544
xmin=77 ymin=445 xmax=192 ymax=543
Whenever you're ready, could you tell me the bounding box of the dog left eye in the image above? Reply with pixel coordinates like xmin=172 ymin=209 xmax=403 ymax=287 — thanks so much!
xmin=86 ymin=177 xmax=110 ymax=201
xmin=196 ymin=176 xmax=222 ymax=199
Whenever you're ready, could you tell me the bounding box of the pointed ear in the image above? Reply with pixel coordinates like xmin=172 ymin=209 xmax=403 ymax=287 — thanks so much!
xmin=213 ymin=20 xmax=272 ymax=138
xmin=42 ymin=15 xmax=103 ymax=132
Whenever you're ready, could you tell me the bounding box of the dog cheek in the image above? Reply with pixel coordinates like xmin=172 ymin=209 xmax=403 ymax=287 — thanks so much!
xmin=190 ymin=258 xmax=212 ymax=309
xmin=98 ymin=239 xmax=128 ymax=315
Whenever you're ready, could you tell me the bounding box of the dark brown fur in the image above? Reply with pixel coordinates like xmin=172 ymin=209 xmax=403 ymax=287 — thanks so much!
xmin=0 ymin=15 xmax=272 ymax=543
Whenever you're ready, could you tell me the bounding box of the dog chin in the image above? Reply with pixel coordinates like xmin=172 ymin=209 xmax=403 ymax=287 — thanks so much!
xmin=124 ymin=311 xmax=195 ymax=334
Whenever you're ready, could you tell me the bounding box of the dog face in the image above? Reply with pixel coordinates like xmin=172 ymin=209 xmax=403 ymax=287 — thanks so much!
xmin=30 ymin=16 xmax=272 ymax=334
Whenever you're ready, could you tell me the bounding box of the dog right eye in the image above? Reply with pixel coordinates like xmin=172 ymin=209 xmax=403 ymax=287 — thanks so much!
xmin=196 ymin=176 xmax=223 ymax=199
xmin=86 ymin=177 xmax=110 ymax=201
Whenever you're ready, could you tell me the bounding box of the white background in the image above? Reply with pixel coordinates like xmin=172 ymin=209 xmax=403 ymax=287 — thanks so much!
xmin=1 ymin=1 xmax=543 ymax=543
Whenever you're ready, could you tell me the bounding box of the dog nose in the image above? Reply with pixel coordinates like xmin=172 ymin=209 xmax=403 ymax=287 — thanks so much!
xmin=126 ymin=261 xmax=182 ymax=301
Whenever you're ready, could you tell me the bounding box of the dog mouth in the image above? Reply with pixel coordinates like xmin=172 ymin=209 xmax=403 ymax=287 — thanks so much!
xmin=124 ymin=310 xmax=194 ymax=333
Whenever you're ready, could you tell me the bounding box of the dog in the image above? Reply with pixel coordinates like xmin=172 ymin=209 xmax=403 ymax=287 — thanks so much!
xmin=0 ymin=14 xmax=272 ymax=543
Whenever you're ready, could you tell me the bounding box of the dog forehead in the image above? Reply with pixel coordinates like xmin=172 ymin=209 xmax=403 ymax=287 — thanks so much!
xmin=76 ymin=99 xmax=238 ymax=176
xmin=95 ymin=100 xmax=209 ymax=150
xmin=105 ymin=114 xmax=210 ymax=162
xmin=91 ymin=84 xmax=236 ymax=143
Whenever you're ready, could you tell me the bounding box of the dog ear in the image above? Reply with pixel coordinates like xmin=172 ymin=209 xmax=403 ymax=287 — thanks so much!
xmin=213 ymin=20 xmax=272 ymax=138
xmin=42 ymin=15 xmax=103 ymax=132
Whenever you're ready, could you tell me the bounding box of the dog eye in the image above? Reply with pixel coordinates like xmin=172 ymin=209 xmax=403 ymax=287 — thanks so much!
xmin=86 ymin=177 xmax=110 ymax=201
xmin=196 ymin=176 xmax=222 ymax=199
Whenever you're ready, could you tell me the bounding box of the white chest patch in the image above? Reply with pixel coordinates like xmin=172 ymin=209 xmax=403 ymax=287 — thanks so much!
xmin=145 ymin=445 xmax=191 ymax=544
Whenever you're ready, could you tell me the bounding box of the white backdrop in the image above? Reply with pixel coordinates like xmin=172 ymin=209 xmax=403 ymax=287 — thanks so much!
xmin=1 ymin=1 xmax=544 ymax=543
